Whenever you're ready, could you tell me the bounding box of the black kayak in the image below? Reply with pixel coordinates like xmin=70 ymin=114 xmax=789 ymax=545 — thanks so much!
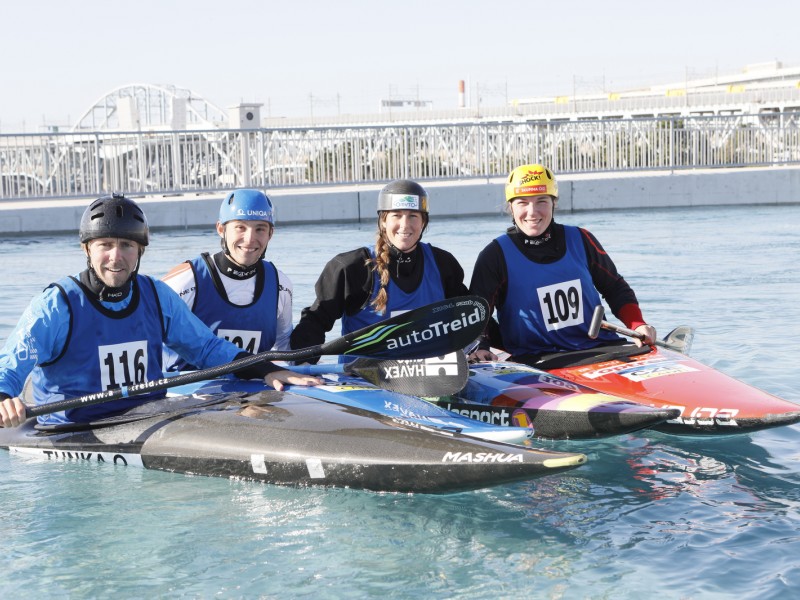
xmin=1 ymin=389 xmax=587 ymax=494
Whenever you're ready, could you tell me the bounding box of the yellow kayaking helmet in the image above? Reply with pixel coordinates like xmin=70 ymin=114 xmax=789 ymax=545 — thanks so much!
xmin=505 ymin=164 xmax=558 ymax=202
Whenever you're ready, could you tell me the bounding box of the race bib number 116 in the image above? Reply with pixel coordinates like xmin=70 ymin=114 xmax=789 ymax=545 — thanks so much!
xmin=98 ymin=341 xmax=148 ymax=391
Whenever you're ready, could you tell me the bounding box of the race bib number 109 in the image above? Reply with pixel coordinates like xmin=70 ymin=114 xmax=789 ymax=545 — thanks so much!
xmin=537 ymin=279 xmax=583 ymax=331
xmin=98 ymin=341 xmax=149 ymax=391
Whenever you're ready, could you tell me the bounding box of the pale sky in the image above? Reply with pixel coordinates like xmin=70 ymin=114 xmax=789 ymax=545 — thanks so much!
xmin=1 ymin=0 xmax=798 ymax=131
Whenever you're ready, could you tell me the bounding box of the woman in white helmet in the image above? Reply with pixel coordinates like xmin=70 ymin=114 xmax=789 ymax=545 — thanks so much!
xmin=470 ymin=164 xmax=656 ymax=364
xmin=290 ymin=179 xmax=469 ymax=362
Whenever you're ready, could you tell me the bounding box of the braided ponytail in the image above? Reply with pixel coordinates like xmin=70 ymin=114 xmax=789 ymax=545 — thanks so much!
xmin=369 ymin=214 xmax=392 ymax=315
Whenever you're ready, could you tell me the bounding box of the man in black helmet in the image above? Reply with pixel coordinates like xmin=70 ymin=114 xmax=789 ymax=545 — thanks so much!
xmin=0 ymin=194 xmax=316 ymax=429
xmin=289 ymin=179 xmax=469 ymax=363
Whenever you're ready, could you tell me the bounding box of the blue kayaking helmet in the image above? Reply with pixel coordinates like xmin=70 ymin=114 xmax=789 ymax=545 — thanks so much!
xmin=218 ymin=189 xmax=274 ymax=262
xmin=218 ymin=189 xmax=275 ymax=226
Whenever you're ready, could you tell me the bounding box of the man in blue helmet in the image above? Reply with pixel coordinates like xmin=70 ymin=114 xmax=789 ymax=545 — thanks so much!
xmin=0 ymin=194 xmax=303 ymax=429
xmin=163 ymin=189 xmax=321 ymax=388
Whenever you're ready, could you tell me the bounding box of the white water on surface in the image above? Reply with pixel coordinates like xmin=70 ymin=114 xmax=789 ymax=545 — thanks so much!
xmin=1 ymin=204 xmax=800 ymax=599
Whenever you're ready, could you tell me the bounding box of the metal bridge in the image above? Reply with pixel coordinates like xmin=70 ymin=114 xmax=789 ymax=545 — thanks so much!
xmin=72 ymin=83 xmax=228 ymax=131
xmin=2 ymin=64 xmax=800 ymax=201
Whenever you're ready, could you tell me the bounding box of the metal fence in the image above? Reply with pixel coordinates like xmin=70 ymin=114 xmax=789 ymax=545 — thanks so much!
xmin=2 ymin=112 xmax=800 ymax=201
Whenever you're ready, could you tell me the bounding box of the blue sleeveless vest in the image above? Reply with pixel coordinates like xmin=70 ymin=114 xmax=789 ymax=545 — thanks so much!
xmin=340 ymin=243 xmax=445 ymax=349
xmin=32 ymin=275 xmax=166 ymax=425
xmin=497 ymin=226 xmax=620 ymax=356
xmin=163 ymin=253 xmax=278 ymax=371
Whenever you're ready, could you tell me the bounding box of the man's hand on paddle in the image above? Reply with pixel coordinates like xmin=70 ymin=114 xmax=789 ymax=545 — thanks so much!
xmin=0 ymin=396 xmax=27 ymax=428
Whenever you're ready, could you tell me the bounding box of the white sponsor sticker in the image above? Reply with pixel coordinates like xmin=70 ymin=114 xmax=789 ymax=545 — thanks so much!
xmin=619 ymin=363 xmax=699 ymax=382
xmin=10 ymin=446 xmax=144 ymax=467
xmin=251 ymin=453 xmax=268 ymax=474
xmin=422 ymin=353 xmax=460 ymax=376
xmin=306 ymin=458 xmax=325 ymax=479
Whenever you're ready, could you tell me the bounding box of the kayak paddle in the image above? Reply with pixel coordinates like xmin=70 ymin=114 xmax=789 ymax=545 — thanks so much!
xmin=588 ymin=305 xmax=694 ymax=354
xmin=289 ymin=352 xmax=469 ymax=396
xmin=25 ymin=295 xmax=488 ymax=419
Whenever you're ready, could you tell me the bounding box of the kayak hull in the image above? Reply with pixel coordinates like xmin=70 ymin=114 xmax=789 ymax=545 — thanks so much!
xmin=433 ymin=362 xmax=679 ymax=439
xmin=2 ymin=390 xmax=586 ymax=493
xmin=546 ymin=344 xmax=800 ymax=434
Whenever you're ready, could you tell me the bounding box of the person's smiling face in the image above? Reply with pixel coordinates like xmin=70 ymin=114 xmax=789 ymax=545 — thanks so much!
xmin=217 ymin=220 xmax=273 ymax=267
xmin=85 ymin=237 xmax=141 ymax=287
xmin=382 ymin=210 xmax=424 ymax=252
xmin=510 ymin=195 xmax=555 ymax=237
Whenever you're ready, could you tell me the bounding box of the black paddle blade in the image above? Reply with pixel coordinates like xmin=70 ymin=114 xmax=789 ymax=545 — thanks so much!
xmin=325 ymin=295 xmax=490 ymax=360
xmin=347 ymin=352 xmax=469 ymax=396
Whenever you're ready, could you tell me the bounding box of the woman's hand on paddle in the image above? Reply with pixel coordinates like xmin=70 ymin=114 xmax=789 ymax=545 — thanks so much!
xmin=0 ymin=396 xmax=27 ymax=428
xmin=634 ymin=324 xmax=657 ymax=347
xmin=468 ymin=348 xmax=498 ymax=362
xmin=265 ymin=370 xmax=325 ymax=391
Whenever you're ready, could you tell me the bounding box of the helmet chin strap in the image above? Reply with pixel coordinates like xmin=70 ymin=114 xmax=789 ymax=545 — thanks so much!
xmin=220 ymin=231 xmax=231 ymax=258
xmin=513 ymin=218 xmax=555 ymax=245
xmin=387 ymin=238 xmax=420 ymax=254
xmin=83 ymin=245 xmax=142 ymax=302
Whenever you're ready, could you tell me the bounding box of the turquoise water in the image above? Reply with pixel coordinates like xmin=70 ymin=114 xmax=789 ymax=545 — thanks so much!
xmin=2 ymin=204 xmax=800 ymax=599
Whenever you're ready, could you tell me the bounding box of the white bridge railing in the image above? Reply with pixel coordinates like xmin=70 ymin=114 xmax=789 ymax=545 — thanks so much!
xmin=2 ymin=113 xmax=799 ymax=201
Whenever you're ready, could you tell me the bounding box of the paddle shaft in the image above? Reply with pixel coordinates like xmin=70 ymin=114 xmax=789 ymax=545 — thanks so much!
xmin=588 ymin=305 xmax=683 ymax=352
xmin=25 ymin=296 xmax=488 ymax=418
xmin=26 ymin=347 xmax=322 ymax=418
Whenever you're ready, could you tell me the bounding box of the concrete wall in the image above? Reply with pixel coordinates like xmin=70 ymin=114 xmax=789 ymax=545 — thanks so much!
xmin=1 ymin=166 xmax=798 ymax=235
xmin=565 ymin=166 xmax=800 ymax=211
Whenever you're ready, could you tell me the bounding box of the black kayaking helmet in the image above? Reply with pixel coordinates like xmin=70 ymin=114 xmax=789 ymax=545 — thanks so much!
xmin=79 ymin=193 xmax=150 ymax=247
xmin=376 ymin=179 xmax=429 ymax=214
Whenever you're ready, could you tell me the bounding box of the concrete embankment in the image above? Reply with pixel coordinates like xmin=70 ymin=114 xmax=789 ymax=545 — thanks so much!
xmin=1 ymin=166 xmax=798 ymax=235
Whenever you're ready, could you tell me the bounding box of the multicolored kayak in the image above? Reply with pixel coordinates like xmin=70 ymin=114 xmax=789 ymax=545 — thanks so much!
xmin=431 ymin=361 xmax=680 ymax=439
xmin=170 ymin=376 xmax=535 ymax=445
xmin=540 ymin=341 xmax=800 ymax=435
xmin=1 ymin=389 xmax=586 ymax=494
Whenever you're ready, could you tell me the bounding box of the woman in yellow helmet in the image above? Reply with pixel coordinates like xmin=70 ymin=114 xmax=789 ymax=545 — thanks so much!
xmin=469 ymin=164 xmax=656 ymax=364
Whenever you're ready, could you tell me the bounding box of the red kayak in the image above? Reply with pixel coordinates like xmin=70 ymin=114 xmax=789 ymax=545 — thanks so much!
xmin=538 ymin=340 xmax=800 ymax=435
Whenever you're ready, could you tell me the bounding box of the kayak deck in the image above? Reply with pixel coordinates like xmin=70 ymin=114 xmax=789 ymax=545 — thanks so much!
xmin=171 ymin=376 xmax=535 ymax=445
xmin=543 ymin=344 xmax=800 ymax=434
